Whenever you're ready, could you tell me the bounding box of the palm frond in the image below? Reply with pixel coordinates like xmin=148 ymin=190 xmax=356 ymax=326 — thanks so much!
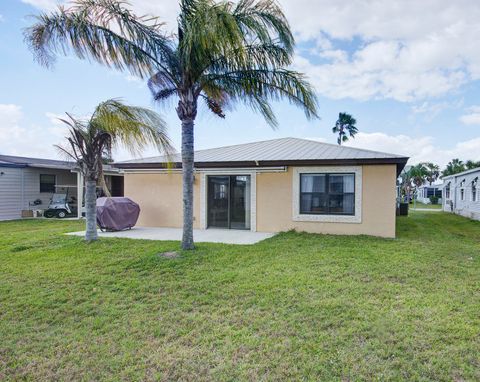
xmin=203 ymin=68 xmax=318 ymax=125
xmin=233 ymin=0 xmax=294 ymax=52
xmin=90 ymin=99 xmax=174 ymax=157
xmin=25 ymin=0 xmax=176 ymax=80
xmin=148 ymin=70 xmax=179 ymax=101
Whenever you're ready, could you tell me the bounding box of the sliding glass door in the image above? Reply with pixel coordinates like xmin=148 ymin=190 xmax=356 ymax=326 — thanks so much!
xmin=207 ymin=175 xmax=251 ymax=229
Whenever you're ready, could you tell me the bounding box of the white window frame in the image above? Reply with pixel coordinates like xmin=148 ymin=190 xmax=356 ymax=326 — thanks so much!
xmin=199 ymin=170 xmax=257 ymax=231
xmin=292 ymin=166 xmax=362 ymax=224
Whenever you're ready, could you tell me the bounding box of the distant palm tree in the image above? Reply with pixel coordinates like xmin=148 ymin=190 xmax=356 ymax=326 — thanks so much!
xmin=26 ymin=0 xmax=318 ymax=249
xmin=442 ymin=159 xmax=466 ymax=177
xmin=465 ymin=160 xmax=480 ymax=170
xmin=57 ymin=99 xmax=172 ymax=242
xmin=409 ymin=163 xmax=427 ymax=189
xmin=422 ymin=162 xmax=440 ymax=185
xmin=332 ymin=112 xmax=358 ymax=145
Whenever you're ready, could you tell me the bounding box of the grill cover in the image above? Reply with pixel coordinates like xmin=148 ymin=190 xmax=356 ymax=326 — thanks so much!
xmin=96 ymin=197 xmax=140 ymax=231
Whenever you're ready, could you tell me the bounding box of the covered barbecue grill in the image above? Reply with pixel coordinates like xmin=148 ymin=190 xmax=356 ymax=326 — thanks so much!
xmin=96 ymin=197 xmax=140 ymax=231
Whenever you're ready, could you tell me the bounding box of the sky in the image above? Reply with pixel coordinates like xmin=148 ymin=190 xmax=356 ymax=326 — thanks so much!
xmin=1 ymin=0 xmax=480 ymax=168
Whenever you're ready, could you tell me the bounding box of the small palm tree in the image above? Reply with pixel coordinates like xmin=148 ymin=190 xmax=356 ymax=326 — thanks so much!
xmin=332 ymin=112 xmax=358 ymax=145
xmin=57 ymin=99 xmax=172 ymax=242
xmin=25 ymin=0 xmax=318 ymax=250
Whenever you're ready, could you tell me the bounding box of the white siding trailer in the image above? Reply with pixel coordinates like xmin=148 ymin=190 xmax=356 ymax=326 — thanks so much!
xmin=442 ymin=167 xmax=480 ymax=221
xmin=0 ymin=154 xmax=124 ymax=221
xmin=0 ymin=155 xmax=77 ymax=221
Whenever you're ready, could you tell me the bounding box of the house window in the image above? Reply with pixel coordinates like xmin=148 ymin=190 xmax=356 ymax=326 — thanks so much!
xmin=473 ymin=178 xmax=478 ymax=202
xmin=40 ymin=174 xmax=56 ymax=193
xmin=300 ymin=173 xmax=355 ymax=215
xmin=460 ymin=179 xmax=465 ymax=201
xmin=445 ymin=184 xmax=450 ymax=199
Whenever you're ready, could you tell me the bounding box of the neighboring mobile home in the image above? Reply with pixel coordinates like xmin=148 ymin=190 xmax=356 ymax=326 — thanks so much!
xmin=116 ymin=138 xmax=409 ymax=238
xmin=442 ymin=167 xmax=480 ymax=220
xmin=417 ymin=183 xmax=443 ymax=204
xmin=0 ymin=154 xmax=124 ymax=220
xmin=0 ymin=155 xmax=76 ymax=220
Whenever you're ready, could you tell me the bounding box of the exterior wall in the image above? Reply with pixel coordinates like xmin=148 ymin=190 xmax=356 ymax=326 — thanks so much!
xmin=0 ymin=167 xmax=23 ymax=220
xmin=124 ymin=164 xmax=397 ymax=238
xmin=442 ymin=169 xmax=480 ymax=220
xmin=0 ymin=167 xmax=76 ymax=221
xmin=256 ymin=165 xmax=397 ymax=238
xmin=22 ymin=168 xmax=77 ymax=209
xmin=124 ymin=172 xmax=201 ymax=229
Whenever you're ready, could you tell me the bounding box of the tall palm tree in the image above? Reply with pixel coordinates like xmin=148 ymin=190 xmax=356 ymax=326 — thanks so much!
xmin=56 ymin=99 xmax=172 ymax=242
xmin=332 ymin=112 xmax=358 ymax=145
xmin=25 ymin=0 xmax=318 ymax=250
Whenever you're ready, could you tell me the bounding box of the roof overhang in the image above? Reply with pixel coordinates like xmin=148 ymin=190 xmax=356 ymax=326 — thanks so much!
xmin=115 ymin=157 xmax=409 ymax=176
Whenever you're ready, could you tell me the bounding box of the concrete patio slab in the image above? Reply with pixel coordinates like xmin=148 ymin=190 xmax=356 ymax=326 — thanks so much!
xmin=67 ymin=227 xmax=276 ymax=245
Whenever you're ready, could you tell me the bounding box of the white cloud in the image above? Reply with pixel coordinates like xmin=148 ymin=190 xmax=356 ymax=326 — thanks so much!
xmin=0 ymin=106 xmax=161 ymax=160
xmin=21 ymin=0 xmax=180 ymax=30
xmin=0 ymin=104 xmax=25 ymax=145
xmin=0 ymin=14 xmax=4 ymax=22
xmin=460 ymin=105 xmax=480 ymax=125
xmin=0 ymin=105 xmax=69 ymax=158
xmin=343 ymin=132 xmax=480 ymax=167
xmin=19 ymin=0 xmax=480 ymax=103
xmin=283 ymin=0 xmax=480 ymax=101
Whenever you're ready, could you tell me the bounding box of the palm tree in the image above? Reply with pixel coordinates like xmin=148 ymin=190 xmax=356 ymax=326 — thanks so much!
xmin=442 ymin=159 xmax=466 ymax=177
xmin=465 ymin=160 xmax=480 ymax=170
xmin=56 ymin=99 xmax=172 ymax=242
xmin=409 ymin=163 xmax=427 ymax=188
xmin=25 ymin=0 xmax=318 ymax=250
xmin=332 ymin=112 xmax=358 ymax=145
xmin=422 ymin=162 xmax=440 ymax=185
xmin=399 ymin=168 xmax=413 ymax=203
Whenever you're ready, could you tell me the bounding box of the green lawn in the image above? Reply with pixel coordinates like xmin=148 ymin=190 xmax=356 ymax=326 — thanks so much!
xmin=411 ymin=201 xmax=442 ymax=210
xmin=1 ymin=212 xmax=479 ymax=381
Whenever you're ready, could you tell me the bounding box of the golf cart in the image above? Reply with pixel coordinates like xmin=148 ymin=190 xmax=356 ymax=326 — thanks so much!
xmin=44 ymin=185 xmax=78 ymax=218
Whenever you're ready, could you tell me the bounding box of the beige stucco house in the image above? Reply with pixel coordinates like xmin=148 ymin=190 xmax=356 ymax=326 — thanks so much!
xmin=116 ymin=138 xmax=408 ymax=238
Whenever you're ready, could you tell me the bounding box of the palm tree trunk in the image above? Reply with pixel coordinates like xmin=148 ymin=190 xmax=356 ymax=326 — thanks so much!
xmin=85 ymin=179 xmax=98 ymax=242
xmin=177 ymin=89 xmax=197 ymax=251
xmin=181 ymin=118 xmax=195 ymax=250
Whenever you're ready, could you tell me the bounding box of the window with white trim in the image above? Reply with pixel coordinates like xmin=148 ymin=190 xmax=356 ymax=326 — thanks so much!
xmin=473 ymin=178 xmax=478 ymax=202
xmin=300 ymin=173 xmax=355 ymax=215
xmin=445 ymin=183 xmax=450 ymax=199
xmin=460 ymin=179 xmax=466 ymax=201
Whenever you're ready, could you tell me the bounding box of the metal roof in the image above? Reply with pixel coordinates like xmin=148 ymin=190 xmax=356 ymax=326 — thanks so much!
xmin=116 ymin=137 xmax=409 ymax=172
xmin=442 ymin=166 xmax=480 ymax=180
xmin=0 ymin=154 xmax=75 ymax=170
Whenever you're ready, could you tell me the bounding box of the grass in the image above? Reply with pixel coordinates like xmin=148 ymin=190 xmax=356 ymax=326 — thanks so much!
xmin=0 ymin=212 xmax=479 ymax=381
xmin=411 ymin=201 xmax=442 ymax=210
